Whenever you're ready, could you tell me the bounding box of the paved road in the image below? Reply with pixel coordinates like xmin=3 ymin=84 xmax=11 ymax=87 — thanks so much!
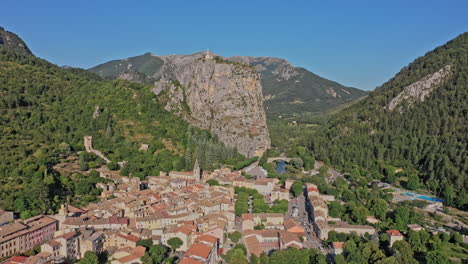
xmin=286 ymin=191 xmax=323 ymax=250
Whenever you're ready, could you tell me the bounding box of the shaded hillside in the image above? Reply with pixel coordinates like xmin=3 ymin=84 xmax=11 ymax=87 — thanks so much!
xmin=309 ymin=33 xmax=468 ymax=207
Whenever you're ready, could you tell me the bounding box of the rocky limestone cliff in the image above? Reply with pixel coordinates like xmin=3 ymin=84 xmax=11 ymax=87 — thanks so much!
xmin=0 ymin=26 xmax=33 ymax=55
xmin=152 ymin=52 xmax=270 ymax=157
xmin=387 ymin=65 xmax=452 ymax=112
xmin=91 ymin=52 xmax=270 ymax=157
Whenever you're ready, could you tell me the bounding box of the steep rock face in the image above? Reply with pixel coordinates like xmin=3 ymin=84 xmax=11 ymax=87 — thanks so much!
xmin=386 ymin=65 xmax=452 ymax=112
xmin=91 ymin=52 xmax=270 ymax=157
xmin=228 ymin=56 xmax=367 ymax=117
xmin=0 ymin=26 xmax=33 ymax=55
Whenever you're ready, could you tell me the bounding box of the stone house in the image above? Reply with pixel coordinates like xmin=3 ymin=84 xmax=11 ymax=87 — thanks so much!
xmin=332 ymin=242 xmax=345 ymax=255
xmin=386 ymin=229 xmax=404 ymax=247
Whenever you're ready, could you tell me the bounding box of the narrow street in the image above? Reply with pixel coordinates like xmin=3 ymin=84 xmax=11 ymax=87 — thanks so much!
xmin=286 ymin=191 xmax=323 ymax=250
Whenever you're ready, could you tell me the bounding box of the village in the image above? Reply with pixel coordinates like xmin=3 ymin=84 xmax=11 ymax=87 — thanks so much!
xmin=1 ymin=156 xmax=444 ymax=264
xmin=0 ymin=139 xmax=465 ymax=264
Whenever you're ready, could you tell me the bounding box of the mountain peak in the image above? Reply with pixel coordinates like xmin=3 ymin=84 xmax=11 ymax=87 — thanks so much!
xmin=0 ymin=26 xmax=33 ymax=55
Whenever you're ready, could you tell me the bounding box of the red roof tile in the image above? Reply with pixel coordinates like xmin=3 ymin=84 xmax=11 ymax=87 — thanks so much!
xmin=178 ymin=227 xmax=192 ymax=235
xmin=333 ymin=242 xmax=345 ymax=249
xmin=117 ymin=233 xmax=140 ymax=243
xmin=48 ymin=240 xmax=60 ymax=247
xmin=195 ymin=234 xmax=218 ymax=245
xmin=62 ymin=231 xmax=78 ymax=240
xmin=179 ymin=258 xmax=204 ymax=264
xmin=8 ymin=256 xmax=28 ymax=263
xmin=242 ymin=214 xmax=254 ymax=221
xmin=184 ymin=243 xmax=212 ymax=259
xmin=109 ymin=216 xmax=129 ymax=224
xmin=386 ymin=229 xmax=403 ymax=236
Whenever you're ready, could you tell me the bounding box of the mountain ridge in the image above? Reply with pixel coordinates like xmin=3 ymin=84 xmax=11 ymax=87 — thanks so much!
xmin=226 ymin=55 xmax=368 ymax=117
xmin=91 ymin=51 xmax=271 ymax=157
xmin=90 ymin=52 xmax=368 ymax=118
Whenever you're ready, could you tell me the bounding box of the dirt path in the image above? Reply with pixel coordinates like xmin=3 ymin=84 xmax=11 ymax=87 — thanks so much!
xmin=83 ymin=136 xmax=111 ymax=163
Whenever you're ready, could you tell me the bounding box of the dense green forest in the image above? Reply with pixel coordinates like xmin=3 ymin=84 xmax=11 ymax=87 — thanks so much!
xmin=293 ymin=33 xmax=467 ymax=208
xmin=0 ymin=48 xmax=244 ymax=215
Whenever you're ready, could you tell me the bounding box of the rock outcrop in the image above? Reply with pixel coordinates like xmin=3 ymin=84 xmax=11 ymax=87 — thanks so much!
xmin=91 ymin=52 xmax=270 ymax=157
xmin=387 ymin=65 xmax=452 ymax=112
xmin=0 ymin=26 xmax=33 ymax=55
xmin=91 ymin=52 xmax=367 ymax=119
xmin=153 ymin=52 xmax=270 ymax=157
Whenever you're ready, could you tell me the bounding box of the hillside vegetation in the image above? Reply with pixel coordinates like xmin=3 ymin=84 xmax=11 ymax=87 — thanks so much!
xmin=307 ymin=33 xmax=468 ymax=208
xmin=0 ymin=48 xmax=243 ymax=215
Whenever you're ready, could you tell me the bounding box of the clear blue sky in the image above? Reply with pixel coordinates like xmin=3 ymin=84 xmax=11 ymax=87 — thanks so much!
xmin=2 ymin=0 xmax=467 ymax=90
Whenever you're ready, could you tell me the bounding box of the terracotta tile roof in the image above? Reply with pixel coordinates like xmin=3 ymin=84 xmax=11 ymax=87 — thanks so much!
xmin=117 ymin=233 xmax=140 ymax=243
xmin=279 ymin=231 xmax=301 ymax=246
xmin=195 ymin=234 xmax=218 ymax=245
xmin=284 ymin=219 xmax=299 ymax=230
xmin=177 ymin=227 xmax=193 ymax=235
xmin=184 ymin=243 xmax=212 ymax=259
xmin=242 ymin=214 xmax=254 ymax=221
xmin=286 ymin=226 xmax=305 ymax=235
xmin=179 ymin=258 xmax=204 ymax=264
xmin=333 ymin=241 xmax=345 ymax=249
xmin=244 ymin=235 xmax=262 ymax=257
xmin=151 ymin=194 xmax=162 ymax=200
xmin=244 ymin=229 xmax=280 ymax=239
xmin=307 ymin=187 xmax=319 ymax=192
xmin=48 ymin=240 xmax=60 ymax=247
xmin=109 ymin=216 xmax=129 ymax=224
xmin=61 ymin=231 xmax=78 ymax=240
xmin=8 ymin=256 xmax=28 ymax=263
xmin=193 ymin=184 xmax=205 ymax=189
xmin=386 ymin=229 xmax=403 ymax=236
xmin=67 ymin=205 xmax=86 ymax=213
xmin=0 ymin=222 xmax=28 ymax=238
xmin=116 ymin=246 xmax=146 ymax=263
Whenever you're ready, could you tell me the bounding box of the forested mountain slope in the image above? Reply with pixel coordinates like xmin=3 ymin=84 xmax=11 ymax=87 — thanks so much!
xmin=228 ymin=56 xmax=367 ymax=117
xmin=0 ymin=37 xmax=241 ymax=214
xmin=309 ymin=33 xmax=468 ymax=207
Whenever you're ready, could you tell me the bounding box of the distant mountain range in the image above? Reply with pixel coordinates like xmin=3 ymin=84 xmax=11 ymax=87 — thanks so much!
xmin=90 ymin=52 xmax=367 ymax=118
